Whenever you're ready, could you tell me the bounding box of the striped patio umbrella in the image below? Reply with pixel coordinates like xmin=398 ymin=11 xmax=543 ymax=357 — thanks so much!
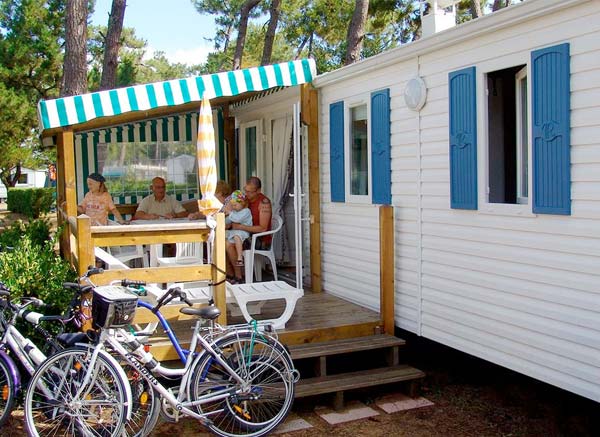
xmin=196 ymin=96 xmax=222 ymax=216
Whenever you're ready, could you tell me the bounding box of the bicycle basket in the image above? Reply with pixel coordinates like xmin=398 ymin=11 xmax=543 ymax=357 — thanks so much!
xmin=92 ymin=285 xmax=138 ymax=329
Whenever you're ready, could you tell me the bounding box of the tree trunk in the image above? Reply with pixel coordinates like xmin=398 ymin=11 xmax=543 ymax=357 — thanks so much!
xmin=470 ymin=0 xmax=484 ymax=18
xmin=233 ymin=0 xmax=261 ymax=70
xmin=62 ymin=0 xmax=88 ymax=97
xmin=261 ymin=0 xmax=280 ymax=66
xmin=344 ymin=0 xmax=370 ymax=66
xmin=100 ymin=0 xmax=127 ymax=91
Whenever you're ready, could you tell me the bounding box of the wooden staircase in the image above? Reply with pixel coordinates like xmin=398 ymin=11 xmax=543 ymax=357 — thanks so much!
xmin=288 ymin=334 xmax=425 ymax=409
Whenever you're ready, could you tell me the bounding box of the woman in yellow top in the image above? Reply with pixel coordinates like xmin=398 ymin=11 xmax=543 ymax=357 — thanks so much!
xmin=77 ymin=173 xmax=126 ymax=225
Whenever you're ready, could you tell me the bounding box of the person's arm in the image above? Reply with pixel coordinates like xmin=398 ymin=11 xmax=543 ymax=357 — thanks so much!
xmin=133 ymin=197 xmax=160 ymax=220
xmin=105 ymin=194 xmax=126 ymax=224
xmin=163 ymin=197 xmax=188 ymax=219
xmin=110 ymin=206 xmax=126 ymax=224
xmin=232 ymin=198 xmax=271 ymax=234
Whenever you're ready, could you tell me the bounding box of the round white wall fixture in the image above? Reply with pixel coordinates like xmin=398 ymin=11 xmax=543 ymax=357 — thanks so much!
xmin=404 ymin=76 xmax=427 ymax=111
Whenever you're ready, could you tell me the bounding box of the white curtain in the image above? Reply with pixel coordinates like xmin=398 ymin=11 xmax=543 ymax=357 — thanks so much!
xmin=271 ymin=115 xmax=293 ymax=263
xmin=271 ymin=116 xmax=293 ymax=218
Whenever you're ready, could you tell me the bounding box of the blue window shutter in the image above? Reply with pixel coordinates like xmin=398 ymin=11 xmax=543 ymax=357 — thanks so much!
xmin=371 ymin=89 xmax=391 ymax=205
xmin=329 ymin=101 xmax=345 ymax=202
xmin=449 ymin=67 xmax=478 ymax=210
xmin=531 ymin=43 xmax=571 ymax=215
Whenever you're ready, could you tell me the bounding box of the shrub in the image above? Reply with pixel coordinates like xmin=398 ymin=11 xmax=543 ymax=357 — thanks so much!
xmin=0 ymin=233 xmax=76 ymax=309
xmin=0 ymin=218 xmax=52 ymax=249
xmin=7 ymin=187 xmax=55 ymax=218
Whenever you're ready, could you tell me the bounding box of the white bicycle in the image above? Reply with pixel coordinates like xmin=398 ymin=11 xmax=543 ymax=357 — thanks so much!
xmin=24 ymin=282 xmax=298 ymax=437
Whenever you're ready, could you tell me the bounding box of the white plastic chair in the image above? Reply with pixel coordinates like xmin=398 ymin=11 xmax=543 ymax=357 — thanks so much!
xmin=156 ymin=242 xmax=206 ymax=266
xmin=105 ymin=220 xmax=149 ymax=267
xmin=107 ymin=245 xmax=149 ymax=268
xmin=243 ymin=215 xmax=283 ymax=283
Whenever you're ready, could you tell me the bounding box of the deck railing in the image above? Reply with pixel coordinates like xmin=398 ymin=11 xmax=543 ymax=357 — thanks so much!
xmin=58 ymin=207 xmax=227 ymax=325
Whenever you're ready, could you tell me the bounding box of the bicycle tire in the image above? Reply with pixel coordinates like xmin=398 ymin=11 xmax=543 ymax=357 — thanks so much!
xmin=121 ymin=361 xmax=161 ymax=437
xmin=188 ymin=331 xmax=296 ymax=437
xmin=0 ymin=355 xmax=17 ymax=427
xmin=24 ymin=348 xmax=129 ymax=437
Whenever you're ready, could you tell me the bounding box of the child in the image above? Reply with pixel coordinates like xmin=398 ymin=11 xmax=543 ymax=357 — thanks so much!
xmin=77 ymin=173 xmax=125 ymax=226
xmin=225 ymin=190 xmax=253 ymax=266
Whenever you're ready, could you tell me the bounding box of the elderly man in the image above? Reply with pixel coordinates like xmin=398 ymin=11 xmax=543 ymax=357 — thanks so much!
xmin=226 ymin=176 xmax=272 ymax=282
xmin=134 ymin=177 xmax=188 ymax=220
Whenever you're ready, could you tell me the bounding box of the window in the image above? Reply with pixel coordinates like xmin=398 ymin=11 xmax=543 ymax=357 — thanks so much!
xmin=486 ymin=64 xmax=528 ymax=205
xmin=515 ymin=67 xmax=528 ymax=204
xmin=349 ymin=104 xmax=369 ymax=197
xmin=97 ymin=142 xmax=198 ymax=198
xmin=17 ymin=174 xmax=28 ymax=184
xmin=239 ymin=120 xmax=261 ymax=183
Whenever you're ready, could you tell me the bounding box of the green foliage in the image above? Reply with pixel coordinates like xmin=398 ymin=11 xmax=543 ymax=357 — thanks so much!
xmin=0 ymin=232 xmax=76 ymax=309
xmin=7 ymin=187 xmax=55 ymax=218
xmin=0 ymin=217 xmax=52 ymax=249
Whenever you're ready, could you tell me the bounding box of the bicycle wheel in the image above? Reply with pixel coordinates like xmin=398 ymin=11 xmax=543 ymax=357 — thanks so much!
xmin=24 ymin=348 xmax=129 ymax=437
xmin=0 ymin=355 xmax=17 ymax=427
xmin=121 ymin=363 xmax=161 ymax=437
xmin=189 ymin=332 xmax=296 ymax=437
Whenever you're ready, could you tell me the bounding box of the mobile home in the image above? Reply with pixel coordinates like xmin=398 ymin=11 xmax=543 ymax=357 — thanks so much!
xmin=312 ymin=0 xmax=600 ymax=402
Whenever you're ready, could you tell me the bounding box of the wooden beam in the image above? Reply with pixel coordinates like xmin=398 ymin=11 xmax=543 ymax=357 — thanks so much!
xmin=56 ymin=132 xmax=70 ymax=260
xmin=302 ymin=84 xmax=322 ymax=293
xmin=379 ymin=205 xmax=395 ymax=334
xmin=90 ymin=265 xmax=213 ymax=285
xmin=61 ymin=130 xmax=77 ymax=218
xmin=213 ymin=213 xmax=227 ymax=325
xmin=75 ymin=215 xmax=94 ymax=276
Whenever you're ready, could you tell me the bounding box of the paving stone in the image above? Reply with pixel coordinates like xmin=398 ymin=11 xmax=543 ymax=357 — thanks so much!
xmin=274 ymin=417 xmax=313 ymax=433
xmin=375 ymin=393 xmax=434 ymax=414
xmin=315 ymin=401 xmax=380 ymax=425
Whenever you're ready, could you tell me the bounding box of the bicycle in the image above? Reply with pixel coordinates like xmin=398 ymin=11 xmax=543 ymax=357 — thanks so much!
xmin=0 ymin=279 xmax=91 ymax=427
xmin=24 ymin=279 xmax=299 ymax=437
xmin=0 ymin=271 xmax=158 ymax=437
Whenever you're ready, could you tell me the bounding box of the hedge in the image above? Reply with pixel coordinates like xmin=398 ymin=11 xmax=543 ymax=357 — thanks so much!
xmin=7 ymin=187 xmax=55 ymax=218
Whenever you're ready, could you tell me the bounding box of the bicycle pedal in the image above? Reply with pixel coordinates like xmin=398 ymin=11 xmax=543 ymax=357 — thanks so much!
xmin=233 ymin=404 xmax=251 ymax=420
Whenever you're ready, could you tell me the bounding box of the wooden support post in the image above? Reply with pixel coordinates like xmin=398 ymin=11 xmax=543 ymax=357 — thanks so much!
xmin=213 ymin=212 xmax=227 ymax=325
xmin=302 ymin=84 xmax=322 ymax=293
xmin=56 ymin=131 xmax=73 ymax=260
xmin=61 ymin=130 xmax=77 ymax=218
xmin=75 ymin=215 xmax=94 ymax=276
xmin=76 ymin=214 xmax=94 ymax=331
xmin=379 ymin=205 xmax=395 ymax=334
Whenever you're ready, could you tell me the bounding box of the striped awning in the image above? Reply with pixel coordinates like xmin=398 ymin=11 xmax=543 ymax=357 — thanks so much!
xmin=38 ymin=58 xmax=316 ymax=132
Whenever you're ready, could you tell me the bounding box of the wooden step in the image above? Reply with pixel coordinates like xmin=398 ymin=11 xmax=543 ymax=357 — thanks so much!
xmin=295 ymin=365 xmax=425 ymax=398
xmin=288 ymin=334 xmax=405 ymax=360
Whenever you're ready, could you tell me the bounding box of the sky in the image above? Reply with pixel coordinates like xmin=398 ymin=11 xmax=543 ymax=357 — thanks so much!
xmin=91 ymin=0 xmax=217 ymax=65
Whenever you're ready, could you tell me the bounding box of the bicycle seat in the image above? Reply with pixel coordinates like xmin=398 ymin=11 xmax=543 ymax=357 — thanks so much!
xmin=180 ymin=306 xmax=221 ymax=320
xmin=56 ymin=332 xmax=90 ymax=347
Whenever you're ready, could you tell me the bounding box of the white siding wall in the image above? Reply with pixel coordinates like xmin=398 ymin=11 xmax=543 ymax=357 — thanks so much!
xmin=316 ymin=0 xmax=600 ymax=402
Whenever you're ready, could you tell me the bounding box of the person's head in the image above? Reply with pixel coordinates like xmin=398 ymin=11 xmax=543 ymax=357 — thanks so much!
xmin=150 ymin=177 xmax=167 ymax=200
xmin=244 ymin=176 xmax=262 ymax=202
xmin=87 ymin=173 xmax=107 ymax=193
xmin=229 ymin=190 xmax=247 ymax=211
xmin=215 ymin=180 xmax=232 ymax=203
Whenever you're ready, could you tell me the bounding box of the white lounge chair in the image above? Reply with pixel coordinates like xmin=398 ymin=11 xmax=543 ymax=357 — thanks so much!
xmin=162 ymin=280 xmax=303 ymax=330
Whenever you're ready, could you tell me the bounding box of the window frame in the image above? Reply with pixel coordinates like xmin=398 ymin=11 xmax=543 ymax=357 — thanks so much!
xmin=515 ymin=66 xmax=529 ymax=205
xmin=344 ymin=98 xmax=372 ymax=204
xmin=239 ymin=119 xmax=263 ymax=184
xmin=478 ymin=54 xmax=534 ymax=216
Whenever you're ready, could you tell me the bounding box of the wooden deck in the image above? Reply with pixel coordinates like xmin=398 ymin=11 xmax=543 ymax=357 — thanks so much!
xmin=145 ymin=291 xmax=382 ymax=361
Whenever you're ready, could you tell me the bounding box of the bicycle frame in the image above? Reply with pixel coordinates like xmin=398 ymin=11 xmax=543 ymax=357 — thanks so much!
xmin=91 ymin=318 xmax=283 ymax=426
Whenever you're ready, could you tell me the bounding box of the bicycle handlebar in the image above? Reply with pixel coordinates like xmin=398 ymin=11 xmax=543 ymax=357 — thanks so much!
xmin=154 ymin=286 xmax=192 ymax=310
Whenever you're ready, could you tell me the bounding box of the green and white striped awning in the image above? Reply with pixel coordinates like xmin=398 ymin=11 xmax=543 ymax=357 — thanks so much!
xmin=38 ymin=58 xmax=316 ymax=131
